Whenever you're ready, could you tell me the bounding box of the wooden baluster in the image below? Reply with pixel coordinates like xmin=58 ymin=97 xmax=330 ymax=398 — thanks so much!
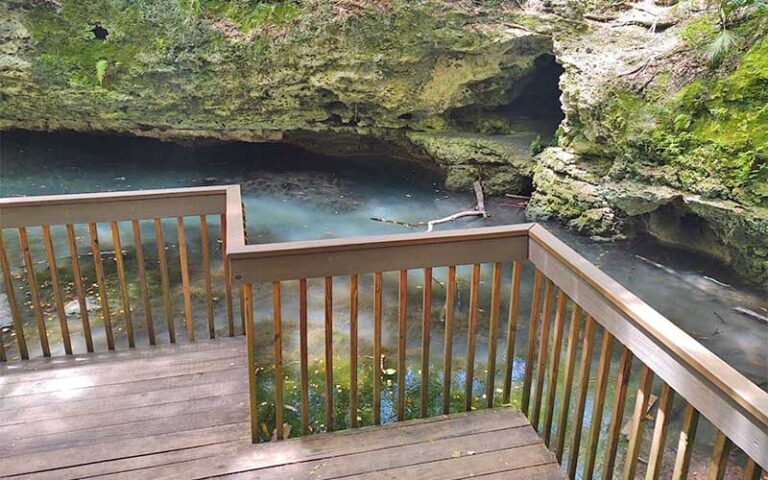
xmin=485 ymin=263 xmax=502 ymax=408
xmin=0 ymin=314 xmax=4 ymax=360
xmin=298 ymin=279 xmax=310 ymax=435
xmin=176 ymin=217 xmax=194 ymax=342
xmin=243 ymin=284 xmax=258 ymax=443
xmin=602 ymin=346 xmax=634 ymax=480
xmin=554 ymin=304 xmax=582 ymax=462
xmin=239 ymin=285 xmax=246 ymax=335
xmin=200 ymin=216 xmax=215 ymax=339
xmin=324 ymin=276 xmax=334 ymax=431
xmin=420 ymin=267 xmax=432 ymax=418
xmin=742 ymin=458 xmax=763 ymax=480
xmin=566 ymin=315 xmax=596 ymax=479
xmin=350 ymin=274 xmax=359 ymax=427
xmin=464 ymin=264 xmax=480 ymax=412
xmin=111 ymin=221 xmax=134 ymax=348
xmin=154 ymin=219 xmax=175 ymax=343
xmin=0 ymin=230 xmax=28 ymax=359
xmin=708 ymin=431 xmax=732 ymax=480
xmin=221 ymin=214 xmax=234 ymax=337
xmin=531 ymin=279 xmax=555 ymax=429
xmin=272 ymin=281 xmax=284 ymax=440
xmin=131 ymin=220 xmax=155 ymax=346
xmin=19 ymin=227 xmax=50 ymax=357
xmin=398 ymin=270 xmax=407 ymax=421
xmin=42 ymin=225 xmax=72 ymax=355
xmin=542 ymin=291 xmax=567 ymax=445
xmin=442 ymin=265 xmax=456 ymax=415
xmin=645 ymin=383 xmax=675 ymax=480
xmin=89 ymin=223 xmax=114 ymax=350
xmin=65 ymin=225 xmax=92 ymax=352
xmin=623 ymin=364 xmax=655 ymax=480
xmin=502 ymin=261 xmax=522 ymax=404
xmin=521 ymin=269 xmax=544 ymax=415
xmin=671 ymin=404 xmax=700 ymax=480
xmin=583 ymin=331 xmax=615 ymax=480
xmin=373 ymin=272 xmax=383 ymax=425
xmin=0 ymin=236 xmax=9 ymax=359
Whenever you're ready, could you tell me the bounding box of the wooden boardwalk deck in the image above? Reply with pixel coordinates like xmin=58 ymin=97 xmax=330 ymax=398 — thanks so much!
xmin=0 ymin=338 xmax=563 ymax=480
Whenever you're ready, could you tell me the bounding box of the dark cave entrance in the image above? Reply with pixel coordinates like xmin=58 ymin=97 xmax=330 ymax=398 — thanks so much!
xmin=449 ymin=53 xmax=565 ymax=140
xmin=636 ymin=200 xmax=732 ymax=264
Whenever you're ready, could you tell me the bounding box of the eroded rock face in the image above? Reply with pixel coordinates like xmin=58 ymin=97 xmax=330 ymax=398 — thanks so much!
xmin=528 ymin=148 xmax=768 ymax=285
xmin=526 ymin=2 xmax=768 ymax=287
xmin=0 ymin=1 xmax=553 ymax=142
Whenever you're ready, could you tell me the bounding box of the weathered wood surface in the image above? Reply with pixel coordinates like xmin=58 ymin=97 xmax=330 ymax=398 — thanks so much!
xmin=0 ymin=338 xmax=562 ymax=480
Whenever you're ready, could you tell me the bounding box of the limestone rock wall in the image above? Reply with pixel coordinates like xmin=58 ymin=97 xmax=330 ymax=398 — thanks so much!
xmin=1 ymin=0 xmax=766 ymax=286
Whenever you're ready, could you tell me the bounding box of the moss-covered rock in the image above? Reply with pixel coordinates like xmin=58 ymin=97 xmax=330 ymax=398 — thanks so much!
xmin=0 ymin=0 xmax=552 ymax=143
xmin=528 ymin=3 xmax=768 ymax=286
xmin=407 ymin=130 xmax=537 ymax=194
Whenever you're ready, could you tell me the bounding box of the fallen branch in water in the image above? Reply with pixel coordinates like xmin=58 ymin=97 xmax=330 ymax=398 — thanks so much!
xmin=733 ymin=307 xmax=768 ymax=324
xmin=504 ymin=193 xmax=531 ymax=200
xmin=371 ymin=180 xmax=489 ymax=232
xmin=368 ymin=217 xmax=425 ymax=228
xmin=427 ymin=181 xmax=487 ymax=231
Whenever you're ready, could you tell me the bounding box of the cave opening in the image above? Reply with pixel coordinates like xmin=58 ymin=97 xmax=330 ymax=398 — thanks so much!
xmin=637 ymin=200 xmax=732 ymax=264
xmin=449 ymin=53 xmax=565 ymax=141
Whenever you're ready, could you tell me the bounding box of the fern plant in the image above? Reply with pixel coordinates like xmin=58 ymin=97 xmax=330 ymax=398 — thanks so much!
xmin=703 ymin=0 xmax=767 ymax=62
xmin=95 ymin=59 xmax=108 ymax=87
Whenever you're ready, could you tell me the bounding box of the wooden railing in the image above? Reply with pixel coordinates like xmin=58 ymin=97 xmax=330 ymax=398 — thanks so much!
xmin=226 ymin=181 xmax=767 ymax=478
xmin=1 ymin=185 xmax=765 ymax=478
xmin=0 ymin=186 xmax=242 ymax=361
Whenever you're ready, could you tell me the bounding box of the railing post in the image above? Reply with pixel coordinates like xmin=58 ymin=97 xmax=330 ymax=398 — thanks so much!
xmin=243 ymin=283 xmax=258 ymax=443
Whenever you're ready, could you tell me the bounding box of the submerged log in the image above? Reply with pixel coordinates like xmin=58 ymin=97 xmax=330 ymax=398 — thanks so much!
xmin=372 ymin=180 xmax=489 ymax=232
xmin=733 ymin=307 xmax=768 ymax=324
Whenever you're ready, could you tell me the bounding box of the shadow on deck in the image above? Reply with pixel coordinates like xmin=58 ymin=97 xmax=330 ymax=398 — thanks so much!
xmin=0 ymin=339 xmax=561 ymax=480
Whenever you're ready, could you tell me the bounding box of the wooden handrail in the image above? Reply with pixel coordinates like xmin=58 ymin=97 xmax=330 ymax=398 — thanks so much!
xmin=528 ymin=224 xmax=768 ymax=469
xmin=0 ymin=185 xmax=239 ymax=360
xmin=228 ymin=224 xmax=532 ymax=283
xmin=229 ymin=207 xmax=766 ymax=471
xmin=0 ymin=186 xmax=229 ymax=228
xmin=529 ymin=224 xmax=768 ymax=425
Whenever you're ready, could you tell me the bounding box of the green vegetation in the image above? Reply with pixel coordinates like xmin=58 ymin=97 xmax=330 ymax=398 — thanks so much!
xmin=203 ymin=1 xmax=303 ymax=32
xmin=95 ymin=59 xmax=108 ymax=87
xmin=680 ymin=1 xmax=767 ymax=62
xmin=600 ymin=36 xmax=768 ymax=207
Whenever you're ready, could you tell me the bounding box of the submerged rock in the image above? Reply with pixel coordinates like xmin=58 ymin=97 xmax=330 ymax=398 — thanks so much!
xmin=64 ymin=297 xmax=100 ymax=316
xmin=407 ymin=130 xmax=536 ymax=195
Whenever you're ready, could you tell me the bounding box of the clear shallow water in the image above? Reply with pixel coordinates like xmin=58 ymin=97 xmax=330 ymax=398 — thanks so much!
xmin=1 ymin=131 xmax=765 ymax=474
xmin=1 ymin=131 xmax=764 ymax=384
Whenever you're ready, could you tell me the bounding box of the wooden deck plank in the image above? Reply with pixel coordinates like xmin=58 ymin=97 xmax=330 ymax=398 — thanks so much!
xmin=0 ymin=338 xmax=563 ymax=480
xmin=209 ymin=427 xmax=542 ymax=480
xmin=0 ymin=379 xmax=247 ymax=425
xmin=0 ymin=367 xmax=246 ymax=411
xmin=97 ymin=409 xmax=533 ymax=480
xmin=0 ymin=424 xmax=249 ymax=478
xmin=0 ymin=356 xmax=244 ymax=399
xmin=0 ymin=344 xmax=244 ymax=386
xmin=0 ymin=392 xmax=248 ymax=440
xmin=0 ymin=337 xmax=242 ymax=374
